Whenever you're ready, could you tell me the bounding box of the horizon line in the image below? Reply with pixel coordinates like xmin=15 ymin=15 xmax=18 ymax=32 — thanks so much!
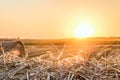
xmin=0 ymin=36 xmax=120 ymax=40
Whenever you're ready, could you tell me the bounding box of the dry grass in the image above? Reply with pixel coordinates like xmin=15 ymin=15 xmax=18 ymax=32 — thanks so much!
xmin=0 ymin=44 xmax=120 ymax=80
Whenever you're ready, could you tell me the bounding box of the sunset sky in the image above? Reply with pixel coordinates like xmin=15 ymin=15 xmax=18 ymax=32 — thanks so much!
xmin=0 ymin=0 xmax=120 ymax=39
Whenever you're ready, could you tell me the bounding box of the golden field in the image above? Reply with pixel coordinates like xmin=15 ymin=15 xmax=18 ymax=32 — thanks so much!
xmin=0 ymin=38 xmax=120 ymax=80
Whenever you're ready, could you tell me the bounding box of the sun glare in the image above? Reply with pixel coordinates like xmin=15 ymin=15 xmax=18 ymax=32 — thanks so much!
xmin=74 ymin=23 xmax=94 ymax=38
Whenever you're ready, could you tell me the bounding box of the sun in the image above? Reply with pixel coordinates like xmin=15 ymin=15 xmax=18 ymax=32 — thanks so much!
xmin=74 ymin=23 xmax=94 ymax=38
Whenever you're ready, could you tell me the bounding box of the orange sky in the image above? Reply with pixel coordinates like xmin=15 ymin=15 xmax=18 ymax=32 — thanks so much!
xmin=0 ymin=0 xmax=120 ymax=39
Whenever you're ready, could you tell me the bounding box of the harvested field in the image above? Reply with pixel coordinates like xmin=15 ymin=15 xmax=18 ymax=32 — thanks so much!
xmin=0 ymin=41 xmax=120 ymax=80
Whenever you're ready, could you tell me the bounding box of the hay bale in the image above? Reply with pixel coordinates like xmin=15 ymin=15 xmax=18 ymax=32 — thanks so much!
xmin=0 ymin=41 xmax=25 ymax=57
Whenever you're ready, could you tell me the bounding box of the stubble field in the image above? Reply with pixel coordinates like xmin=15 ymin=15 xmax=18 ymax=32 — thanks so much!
xmin=0 ymin=39 xmax=120 ymax=80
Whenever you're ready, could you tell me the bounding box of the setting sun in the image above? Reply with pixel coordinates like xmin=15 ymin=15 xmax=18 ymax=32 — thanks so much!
xmin=74 ymin=23 xmax=94 ymax=38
